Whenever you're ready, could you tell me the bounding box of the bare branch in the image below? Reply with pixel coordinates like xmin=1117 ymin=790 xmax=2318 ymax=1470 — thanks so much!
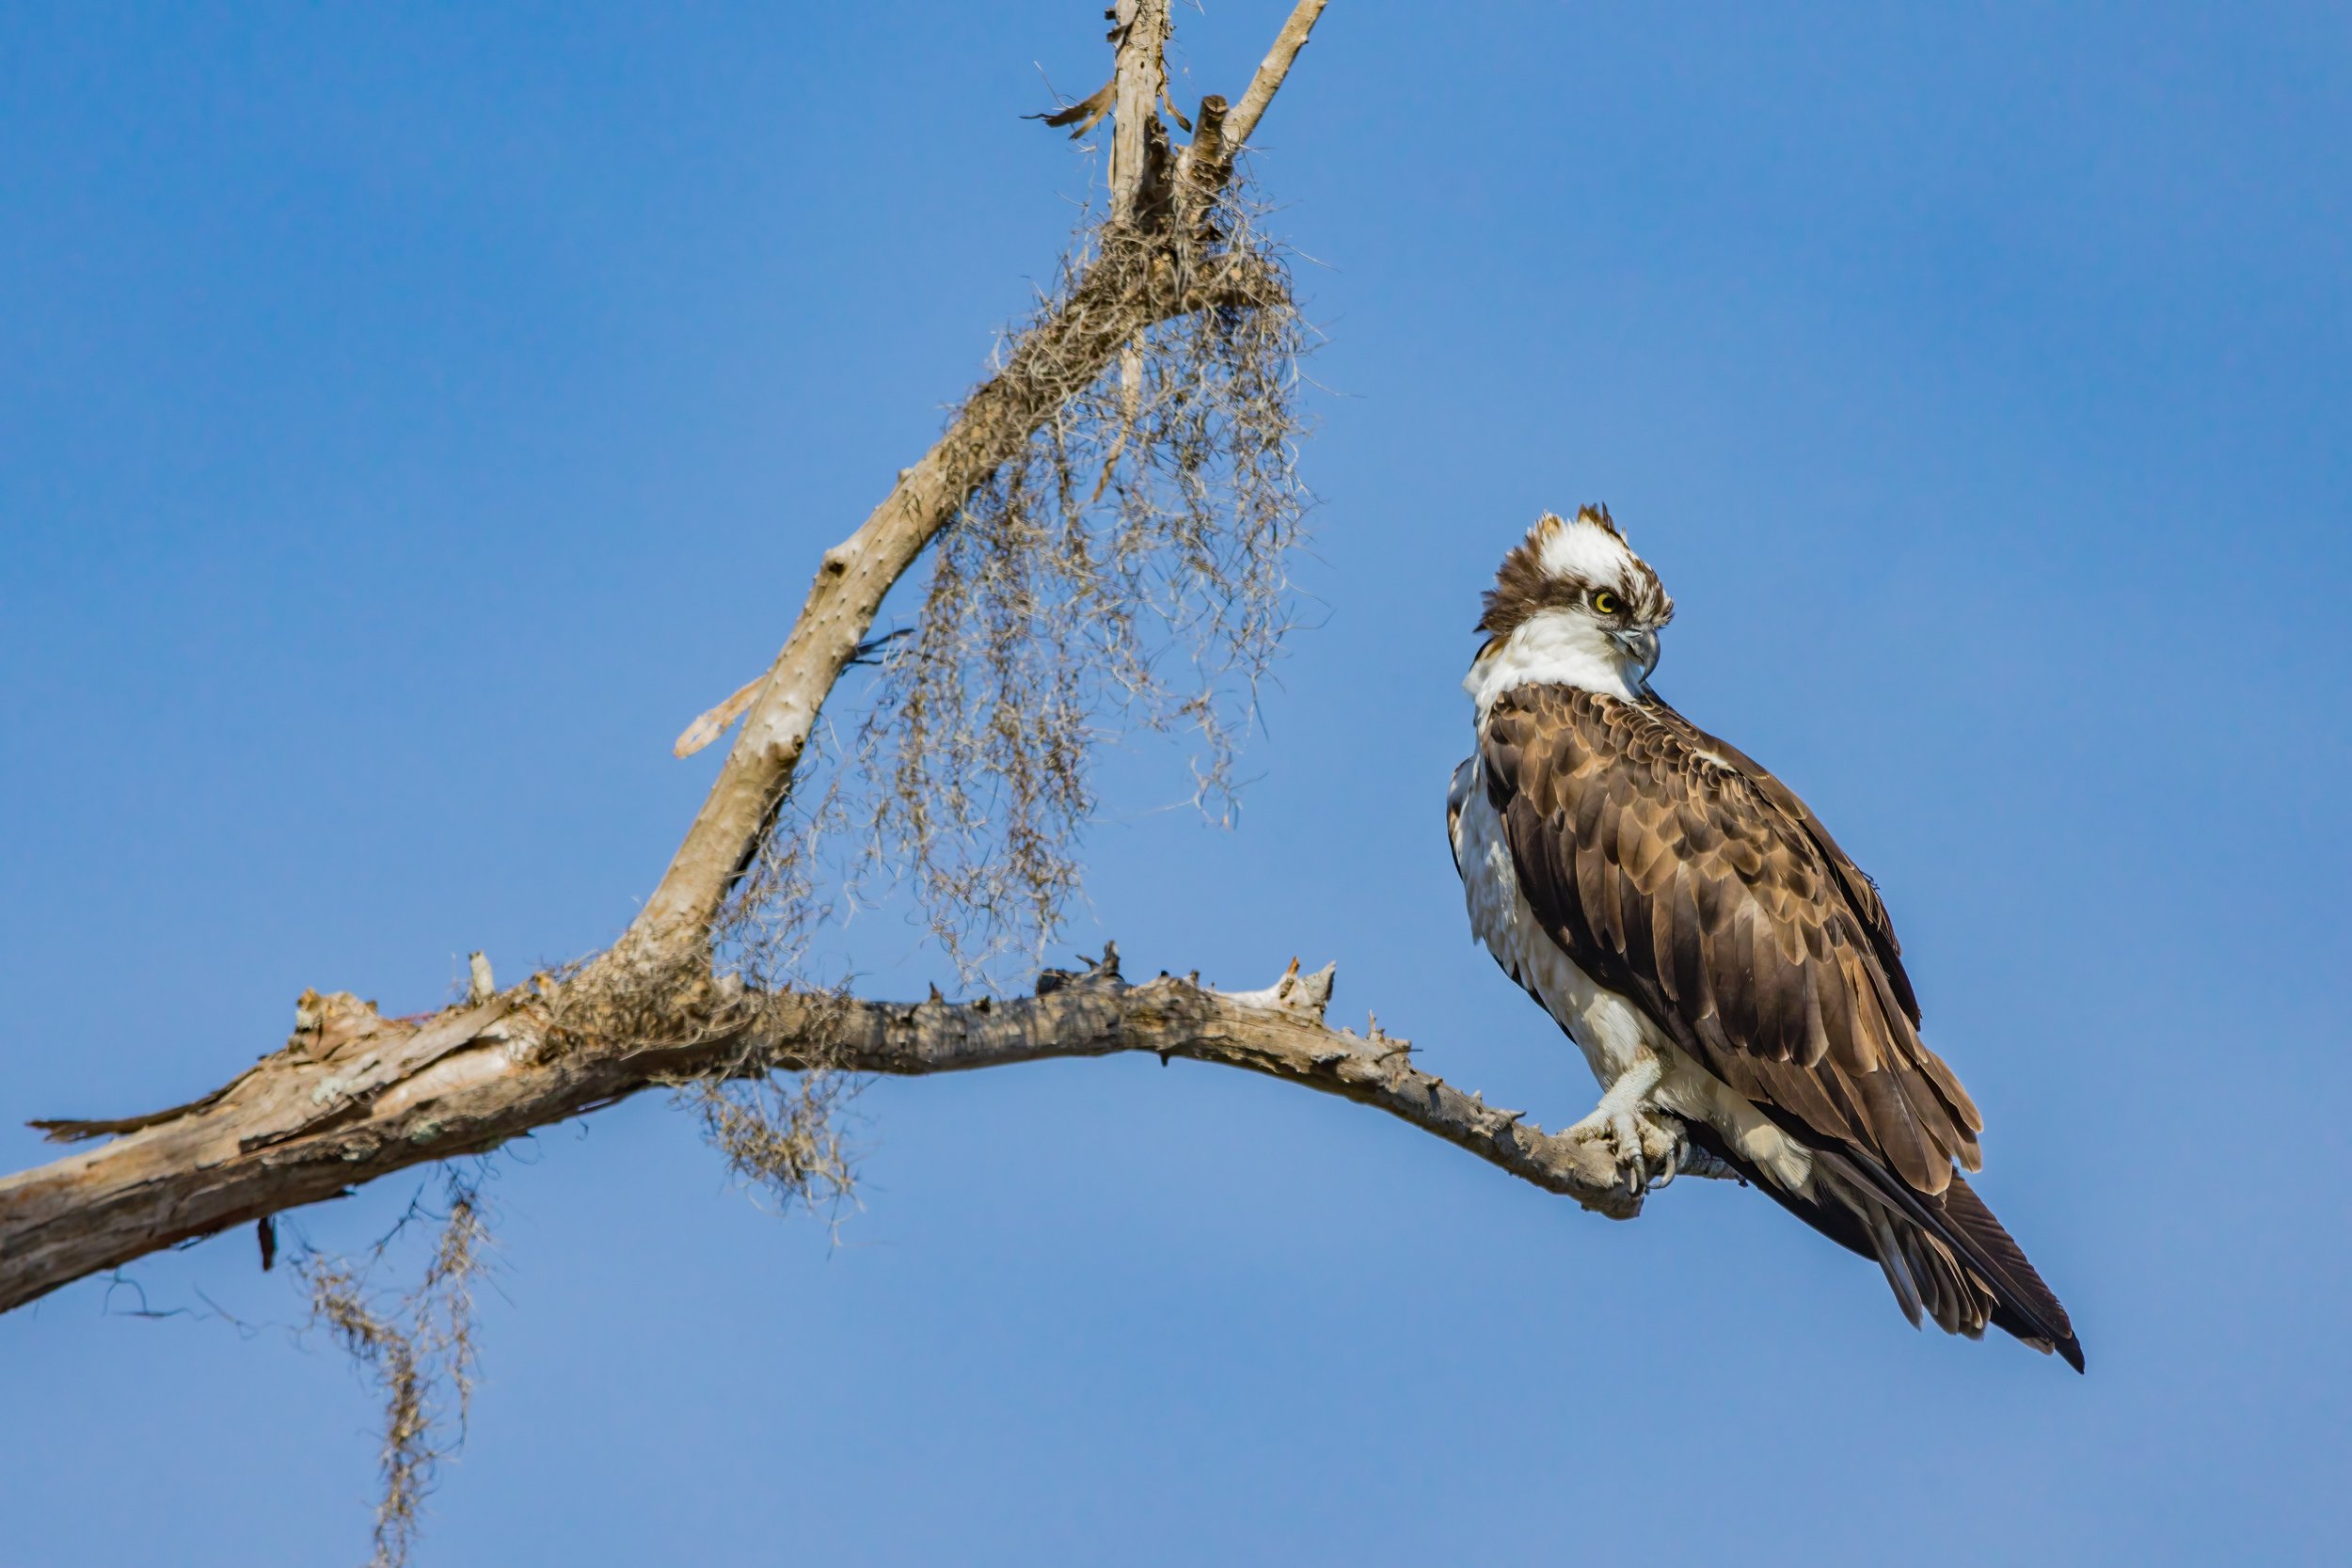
xmin=1177 ymin=0 xmax=1327 ymax=191
xmin=628 ymin=0 xmax=1328 ymax=969
xmin=1227 ymin=0 xmax=1328 ymax=147
xmin=1108 ymin=0 xmax=1175 ymax=227
xmin=0 ymin=4 xmax=1375 ymax=1556
xmin=0 ymin=953 xmax=1738 ymax=1315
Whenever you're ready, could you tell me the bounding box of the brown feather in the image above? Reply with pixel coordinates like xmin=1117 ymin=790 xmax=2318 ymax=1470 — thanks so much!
xmin=1475 ymin=676 xmax=2085 ymax=1367
xmin=1480 ymin=686 xmax=1985 ymax=1195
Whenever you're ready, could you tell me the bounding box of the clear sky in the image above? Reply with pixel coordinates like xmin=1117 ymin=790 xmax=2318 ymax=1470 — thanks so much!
xmin=4 ymin=3 xmax=2348 ymax=1562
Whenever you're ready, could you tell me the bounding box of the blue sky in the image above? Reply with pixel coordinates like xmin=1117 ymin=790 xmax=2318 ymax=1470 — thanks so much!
xmin=4 ymin=3 xmax=2348 ymax=1562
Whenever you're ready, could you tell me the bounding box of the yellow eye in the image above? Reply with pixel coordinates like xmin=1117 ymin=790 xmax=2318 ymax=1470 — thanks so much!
xmin=1592 ymin=591 xmax=1618 ymax=615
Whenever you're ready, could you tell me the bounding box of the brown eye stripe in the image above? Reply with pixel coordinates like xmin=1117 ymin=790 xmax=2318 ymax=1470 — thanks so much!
xmin=1474 ymin=515 xmax=1675 ymax=638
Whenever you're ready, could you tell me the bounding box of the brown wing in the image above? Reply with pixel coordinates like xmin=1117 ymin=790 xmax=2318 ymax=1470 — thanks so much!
xmin=1482 ymin=684 xmax=1983 ymax=1194
xmin=1666 ymin=714 xmax=1924 ymax=1031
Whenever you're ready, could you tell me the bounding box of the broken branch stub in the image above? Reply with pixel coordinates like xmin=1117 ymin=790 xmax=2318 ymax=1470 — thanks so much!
xmin=1217 ymin=957 xmax=1336 ymax=1019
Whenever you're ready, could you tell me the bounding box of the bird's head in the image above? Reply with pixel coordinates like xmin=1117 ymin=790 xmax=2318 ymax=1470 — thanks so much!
xmin=1468 ymin=505 xmax=1675 ymax=706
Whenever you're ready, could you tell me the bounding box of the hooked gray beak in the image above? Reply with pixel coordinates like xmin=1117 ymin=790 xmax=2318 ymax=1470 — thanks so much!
xmin=1613 ymin=626 xmax=1661 ymax=683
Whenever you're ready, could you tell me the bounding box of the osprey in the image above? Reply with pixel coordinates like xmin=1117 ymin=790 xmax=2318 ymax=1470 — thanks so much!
xmin=1450 ymin=507 xmax=2083 ymax=1370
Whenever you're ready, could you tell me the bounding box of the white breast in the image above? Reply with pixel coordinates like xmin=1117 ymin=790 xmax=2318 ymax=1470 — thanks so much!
xmin=1449 ymin=755 xmax=1656 ymax=1089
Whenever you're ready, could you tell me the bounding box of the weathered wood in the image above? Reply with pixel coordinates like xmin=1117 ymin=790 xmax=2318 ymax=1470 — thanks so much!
xmin=0 ymin=953 xmax=1732 ymax=1314
xmin=0 ymin=0 xmax=1569 ymax=1326
xmin=617 ymin=0 xmax=1325 ymax=965
xmin=1177 ymin=0 xmax=1327 ymax=186
xmin=1108 ymin=0 xmax=1175 ymax=229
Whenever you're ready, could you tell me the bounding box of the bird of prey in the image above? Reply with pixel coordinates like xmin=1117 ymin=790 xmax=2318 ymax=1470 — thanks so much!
xmin=1449 ymin=507 xmax=2082 ymax=1369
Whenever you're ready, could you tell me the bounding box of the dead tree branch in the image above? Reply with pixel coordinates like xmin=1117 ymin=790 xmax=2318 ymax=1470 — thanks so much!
xmin=0 ymin=1 xmax=1734 ymax=1334
xmin=0 ymin=950 xmax=1733 ymax=1314
xmin=0 ymin=9 xmax=1732 ymax=1562
xmin=1183 ymin=0 xmax=1327 ymax=182
xmin=0 ymin=0 xmax=1471 ymax=1323
xmin=623 ymin=0 xmax=1309 ymax=971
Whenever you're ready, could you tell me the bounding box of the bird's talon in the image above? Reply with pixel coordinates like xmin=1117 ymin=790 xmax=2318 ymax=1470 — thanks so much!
xmin=1565 ymin=1103 xmax=1686 ymax=1201
xmin=1654 ymin=1134 xmax=1684 ymax=1189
